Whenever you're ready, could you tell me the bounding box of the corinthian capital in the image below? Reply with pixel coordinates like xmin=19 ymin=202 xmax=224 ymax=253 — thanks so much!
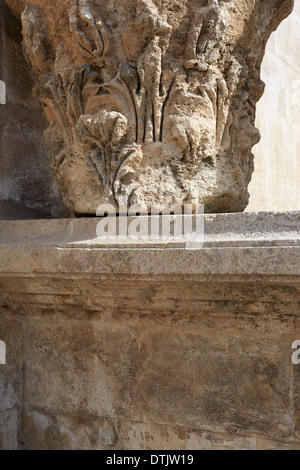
xmin=5 ymin=0 xmax=294 ymax=215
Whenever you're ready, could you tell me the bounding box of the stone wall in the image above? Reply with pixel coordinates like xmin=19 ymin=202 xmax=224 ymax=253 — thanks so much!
xmin=248 ymin=2 xmax=300 ymax=212
xmin=0 ymin=0 xmax=64 ymax=219
xmin=0 ymin=213 xmax=300 ymax=450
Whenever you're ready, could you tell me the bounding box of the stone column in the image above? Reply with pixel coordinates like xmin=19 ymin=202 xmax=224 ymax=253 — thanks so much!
xmin=5 ymin=0 xmax=294 ymax=215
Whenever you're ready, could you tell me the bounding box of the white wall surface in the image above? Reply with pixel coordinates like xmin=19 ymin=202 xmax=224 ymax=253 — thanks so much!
xmin=247 ymin=1 xmax=300 ymax=212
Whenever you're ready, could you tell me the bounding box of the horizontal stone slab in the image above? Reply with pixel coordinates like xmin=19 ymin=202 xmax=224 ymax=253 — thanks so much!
xmin=1 ymin=211 xmax=300 ymax=248
xmin=0 ymin=212 xmax=300 ymax=277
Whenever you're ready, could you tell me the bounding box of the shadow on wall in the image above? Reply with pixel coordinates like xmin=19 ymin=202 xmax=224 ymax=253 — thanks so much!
xmin=248 ymin=3 xmax=300 ymax=212
xmin=0 ymin=0 xmax=66 ymax=220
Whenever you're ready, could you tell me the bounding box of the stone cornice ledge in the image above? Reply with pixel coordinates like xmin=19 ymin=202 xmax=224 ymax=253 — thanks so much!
xmin=0 ymin=211 xmax=300 ymax=279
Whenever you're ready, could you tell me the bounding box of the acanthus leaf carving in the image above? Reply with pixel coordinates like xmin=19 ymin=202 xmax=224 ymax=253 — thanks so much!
xmin=11 ymin=0 xmax=294 ymax=215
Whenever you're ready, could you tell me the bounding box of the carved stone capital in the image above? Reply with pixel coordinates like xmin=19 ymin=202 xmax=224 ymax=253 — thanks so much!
xmin=6 ymin=0 xmax=294 ymax=215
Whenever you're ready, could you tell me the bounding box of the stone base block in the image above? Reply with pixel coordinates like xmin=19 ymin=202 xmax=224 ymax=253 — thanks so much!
xmin=0 ymin=212 xmax=300 ymax=450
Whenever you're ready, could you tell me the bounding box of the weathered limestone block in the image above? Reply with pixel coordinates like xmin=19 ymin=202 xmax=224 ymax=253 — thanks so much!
xmin=0 ymin=212 xmax=300 ymax=449
xmin=5 ymin=0 xmax=294 ymax=215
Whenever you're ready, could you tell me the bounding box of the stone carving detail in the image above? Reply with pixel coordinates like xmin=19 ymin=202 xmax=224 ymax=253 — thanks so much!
xmin=6 ymin=0 xmax=294 ymax=215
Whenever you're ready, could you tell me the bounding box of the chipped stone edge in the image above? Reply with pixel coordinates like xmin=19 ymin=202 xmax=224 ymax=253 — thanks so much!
xmin=0 ymin=212 xmax=299 ymax=277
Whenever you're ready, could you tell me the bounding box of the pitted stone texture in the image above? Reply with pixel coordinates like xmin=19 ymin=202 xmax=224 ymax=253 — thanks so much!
xmin=0 ymin=408 xmax=18 ymax=450
xmin=5 ymin=0 xmax=294 ymax=215
xmin=0 ymin=0 xmax=65 ymax=219
xmin=0 ymin=279 xmax=300 ymax=450
xmin=1 ymin=212 xmax=300 ymax=449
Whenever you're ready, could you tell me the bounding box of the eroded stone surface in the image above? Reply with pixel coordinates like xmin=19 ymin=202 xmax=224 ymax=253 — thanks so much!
xmin=0 ymin=0 xmax=65 ymax=219
xmin=5 ymin=0 xmax=294 ymax=215
xmin=0 ymin=213 xmax=300 ymax=449
xmin=0 ymin=276 xmax=300 ymax=449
